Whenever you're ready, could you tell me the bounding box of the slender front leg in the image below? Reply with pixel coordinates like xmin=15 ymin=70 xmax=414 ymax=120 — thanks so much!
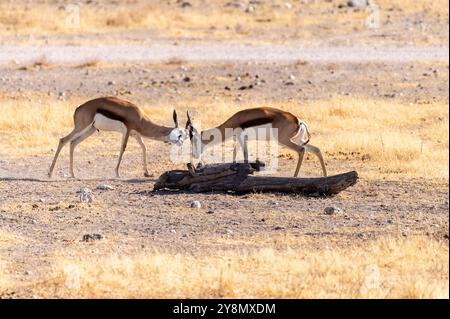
xmin=237 ymin=133 xmax=249 ymax=163
xmin=134 ymin=134 xmax=150 ymax=177
xmin=115 ymin=129 xmax=130 ymax=178
xmin=232 ymin=136 xmax=238 ymax=163
xmin=48 ymin=130 xmax=77 ymax=178
xmin=69 ymin=125 xmax=96 ymax=178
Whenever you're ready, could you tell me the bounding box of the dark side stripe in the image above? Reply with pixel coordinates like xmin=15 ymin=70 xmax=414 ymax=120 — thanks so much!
xmin=97 ymin=108 xmax=126 ymax=123
xmin=239 ymin=118 xmax=273 ymax=129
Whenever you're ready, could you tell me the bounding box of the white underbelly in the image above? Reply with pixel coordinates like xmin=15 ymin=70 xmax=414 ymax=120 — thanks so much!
xmin=93 ymin=113 xmax=127 ymax=133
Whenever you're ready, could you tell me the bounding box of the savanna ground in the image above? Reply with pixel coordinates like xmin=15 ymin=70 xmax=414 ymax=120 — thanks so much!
xmin=0 ymin=0 xmax=449 ymax=298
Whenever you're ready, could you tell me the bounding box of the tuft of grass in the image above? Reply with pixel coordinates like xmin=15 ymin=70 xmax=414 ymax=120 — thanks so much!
xmin=19 ymin=236 xmax=449 ymax=298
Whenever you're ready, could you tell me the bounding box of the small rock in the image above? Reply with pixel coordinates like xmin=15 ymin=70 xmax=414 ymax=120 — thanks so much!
xmin=206 ymin=209 xmax=215 ymax=214
xmin=191 ymin=200 xmax=202 ymax=209
xmin=285 ymin=2 xmax=292 ymax=9
xmin=96 ymin=184 xmax=114 ymax=191
xmin=38 ymin=198 xmax=46 ymax=203
xmin=274 ymin=225 xmax=285 ymax=230
xmin=79 ymin=188 xmax=94 ymax=203
xmin=107 ymin=80 xmax=116 ymax=85
xmin=245 ymin=6 xmax=255 ymax=13
xmin=180 ymin=1 xmax=191 ymax=8
xmin=82 ymin=233 xmax=103 ymax=242
xmin=182 ymin=76 xmax=191 ymax=82
xmin=170 ymin=229 xmax=177 ymax=234
xmin=269 ymin=201 xmax=279 ymax=206
xmin=289 ymin=74 xmax=296 ymax=80
xmin=347 ymin=0 xmax=368 ymax=8
xmin=324 ymin=206 xmax=343 ymax=215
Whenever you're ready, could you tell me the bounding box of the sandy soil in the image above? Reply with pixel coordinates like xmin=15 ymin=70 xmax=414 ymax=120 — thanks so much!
xmin=0 ymin=56 xmax=448 ymax=298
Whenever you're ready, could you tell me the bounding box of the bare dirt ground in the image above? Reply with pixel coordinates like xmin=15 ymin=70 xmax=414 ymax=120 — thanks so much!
xmin=1 ymin=58 xmax=448 ymax=297
xmin=0 ymin=0 xmax=448 ymax=298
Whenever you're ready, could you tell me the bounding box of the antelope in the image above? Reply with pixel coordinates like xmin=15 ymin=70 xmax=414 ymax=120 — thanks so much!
xmin=48 ymin=96 xmax=188 ymax=178
xmin=185 ymin=107 xmax=327 ymax=177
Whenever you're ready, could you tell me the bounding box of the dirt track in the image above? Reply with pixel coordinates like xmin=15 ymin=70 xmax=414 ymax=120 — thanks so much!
xmin=0 ymin=44 xmax=448 ymax=65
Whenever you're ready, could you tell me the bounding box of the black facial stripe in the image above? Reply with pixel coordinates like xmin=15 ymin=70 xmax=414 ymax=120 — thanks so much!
xmin=97 ymin=108 xmax=126 ymax=123
xmin=240 ymin=118 xmax=273 ymax=129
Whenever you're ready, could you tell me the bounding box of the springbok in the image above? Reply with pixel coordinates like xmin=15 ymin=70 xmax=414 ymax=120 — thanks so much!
xmin=48 ymin=96 xmax=187 ymax=178
xmin=185 ymin=107 xmax=327 ymax=177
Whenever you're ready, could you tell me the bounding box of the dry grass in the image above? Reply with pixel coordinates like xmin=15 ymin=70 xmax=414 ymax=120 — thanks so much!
xmin=0 ymin=93 xmax=447 ymax=180
xmin=12 ymin=236 xmax=447 ymax=298
xmin=0 ymin=1 xmax=447 ymax=43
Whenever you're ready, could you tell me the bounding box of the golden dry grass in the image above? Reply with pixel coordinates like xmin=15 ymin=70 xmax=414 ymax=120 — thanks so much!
xmin=0 ymin=0 xmax=447 ymax=43
xmin=10 ymin=236 xmax=446 ymax=298
xmin=0 ymin=93 xmax=448 ymax=180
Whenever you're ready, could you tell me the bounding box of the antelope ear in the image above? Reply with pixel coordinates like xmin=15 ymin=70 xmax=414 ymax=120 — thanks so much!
xmin=173 ymin=110 xmax=179 ymax=128
xmin=186 ymin=110 xmax=192 ymax=129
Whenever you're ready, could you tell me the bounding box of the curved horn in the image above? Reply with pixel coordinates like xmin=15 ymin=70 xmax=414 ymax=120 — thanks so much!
xmin=186 ymin=110 xmax=192 ymax=129
xmin=173 ymin=110 xmax=179 ymax=128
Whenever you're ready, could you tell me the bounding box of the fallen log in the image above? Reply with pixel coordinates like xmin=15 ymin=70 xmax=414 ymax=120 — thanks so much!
xmin=153 ymin=162 xmax=358 ymax=196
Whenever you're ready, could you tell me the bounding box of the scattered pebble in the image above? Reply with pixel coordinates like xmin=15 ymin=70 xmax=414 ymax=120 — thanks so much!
xmin=82 ymin=233 xmax=103 ymax=242
xmin=245 ymin=6 xmax=254 ymax=13
xmin=79 ymin=188 xmax=94 ymax=203
xmin=274 ymin=225 xmax=285 ymax=230
xmin=96 ymin=184 xmax=114 ymax=191
xmin=324 ymin=206 xmax=343 ymax=215
xmin=347 ymin=0 xmax=368 ymax=8
xmin=191 ymin=200 xmax=201 ymax=209
xmin=206 ymin=209 xmax=215 ymax=214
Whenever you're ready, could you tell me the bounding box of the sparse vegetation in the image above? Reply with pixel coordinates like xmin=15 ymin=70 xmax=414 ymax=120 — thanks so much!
xmin=0 ymin=1 xmax=448 ymax=45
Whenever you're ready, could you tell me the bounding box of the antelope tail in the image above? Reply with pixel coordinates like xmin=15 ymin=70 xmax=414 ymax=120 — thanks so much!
xmin=299 ymin=120 xmax=311 ymax=146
